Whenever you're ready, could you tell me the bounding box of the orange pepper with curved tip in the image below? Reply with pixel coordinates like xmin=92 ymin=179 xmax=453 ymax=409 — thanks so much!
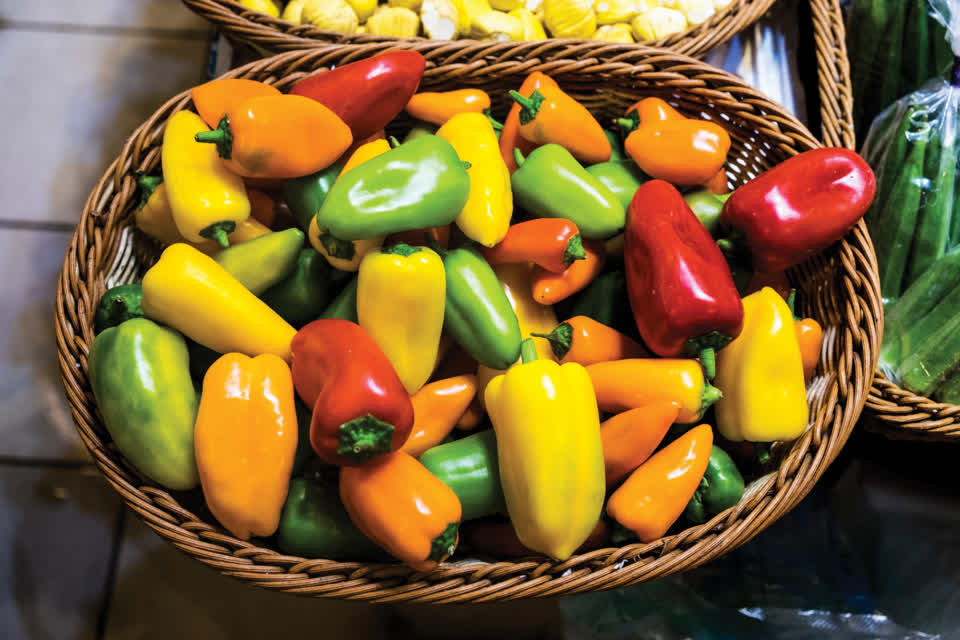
xmin=401 ymin=375 xmax=478 ymax=456
xmin=500 ymin=73 xmax=557 ymax=174
xmin=705 ymin=168 xmax=730 ymax=195
xmin=620 ymin=97 xmax=730 ymax=186
xmin=606 ymin=423 xmax=713 ymax=542
xmin=340 ymin=451 xmax=461 ymax=571
xmin=531 ymin=238 xmax=606 ymax=305
xmin=194 ymin=353 xmax=298 ymax=540
xmin=195 ymin=94 xmax=353 ymax=179
xmin=796 ymin=318 xmax=823 ymax=382
xmin=601 ymin=404 xmax=678 ymax=487
xmin=190 ymin=78 xmax=280 ymax=129
xmin=532 ymin=315 xmax=648 ymax=367
xmin=405 ymin=89 xmax=491 ymax=126
xmin=510 ymin=84 xmax=612 ymax=166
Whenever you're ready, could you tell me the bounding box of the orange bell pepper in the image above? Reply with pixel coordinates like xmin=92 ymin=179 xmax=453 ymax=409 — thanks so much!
xmin=531 ymin=315 xmax=648 ymax=366
xmin=195 ymin=94 xmax=353 ymax=179
xmin=509 ymin=84 xmax=611 ymax=165
xmin=194 ymin=353 xmax=298 ymax=540
xmin=796 ymin=318 xmax=823 ymax=382
xmin=405 ymin=89 xmax=491 ymax=126
xmin=606 ymin=423 xmax=713 ymax=542
xmin=190 ymin=78 xmax=280 ymax=129
xmin=621 ymin=97 xmax=730 ymax=186
xmin=500 ymin=73 xmax=556 ymax=174
xmin=531 ymin=238 xmax=606 ymax=305
xmin=340 ymin=451 xmax=461 ymax=571
xmin=601 ymin=404 xmax=678 ymax=487
xmin=461 ymin=519 xmax=609 ymax=559
xmin=401 ymin=374 xmax=478 ymax=456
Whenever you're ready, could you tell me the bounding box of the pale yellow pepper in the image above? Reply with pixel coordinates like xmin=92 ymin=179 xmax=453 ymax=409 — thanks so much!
xmin=509 ymin=8 xmax=547 ymax=38
xmin=421 ymin=0 xmax=461 ymax=38
xmin=436 ymin=113 xmax=512 ymax=247
xmin=161 ymin=111 xmax=250 ymax=248
xmin=542 ymin=0 xmax=596 ymax=38
xmin=301 ymin=0 xmax=359 ymax=32
xmin=491 ymin=0 xmax=523 ymax=10
xmin=347 ymin=0 xmax=379 ymax=21
xmin=357 ymin=244 xmax=446 ymax=395
xmin=281 ymin=0 xmax=307 ymax=22
xmin=367 ymin=6 xmax=421 ymax=36
xmin=390 ymin=0 xmax=424 ymax=11
xmin=594 ymin=0 xmax=638 ymax=24
xmin=471 ymin=10 xmax=525 ymax=39
xmin=238 ymin=0 xmax=281 ymax=17
xmin=592 ymin=23 xmax=634 ymax=41
xmin=141 ymin=244 xmax=297 ymax=361
xmin=677 ymin=0 xmax=714 ymax=24
xmin=632 ymin=7 xmax=686 ymax=40
xmin=457 ymin=0 xmax=493 ymax=34
xmin=486 ymin=339 xmax=605 ymax=560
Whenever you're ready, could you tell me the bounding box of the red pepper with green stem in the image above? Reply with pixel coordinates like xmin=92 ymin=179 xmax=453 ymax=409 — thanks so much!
xmin=291 ymin=319 xmax=414 ymax=466
xmin=625 ymin=180 xmax=743 ymax=378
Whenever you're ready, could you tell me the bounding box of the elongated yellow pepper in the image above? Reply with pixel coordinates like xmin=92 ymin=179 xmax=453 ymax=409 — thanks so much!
xmin=437 ymin=113 xmax=513 ymax=247
xmin=141 ymin=244 xmax=297 ymax=361
xmin=486 ymin=339 xmax=605 ymax=560
xmin=714 ymin=287 xmax=809 ymax=442
xmin=161 ymin=111 xmax=250 ymax=248
xmin=357 ymin=244 xmax=446 ymax=394
xmin=308 ymin=139 xmax=390 ymax=271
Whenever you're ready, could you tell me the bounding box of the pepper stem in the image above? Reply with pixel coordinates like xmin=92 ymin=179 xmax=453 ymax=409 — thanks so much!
xmin=716 ymin=238 xmax=736 ymax=254
xmin=424 ymin=233 xmax=447 ymax=258
xmin=483 ymin=108 xmax=504 ymax=131
xmin=136 ymin=174 xmax=163 ymax=210
xmin=194 ymin=115 xmax=233 ymax=159
xmin=388 ymin=135 xmax=402 ymax=149
xmin=513 ymin=148 xmax=526 ymax=168
xmin=700 ymin=382 xmax=722 ymax=414
xmin=318 ymin=231 xmax=356 ymax=260
xmin=530 ymin=323 xmax=573 ymax=360
xmin=427 ymin=522 xmax=459 ymax=563
xmin=462 ymin=161 xmax=472 ymax=171
xmin=755 ymin=442 xmax=771 ymax=465
xmin=616 ymin=111 xmax=640 ymax=137
xmin=682 ymin=331 xmax=732 ymax=359
xmin=786 ymin=288 xmax=798 ymax=319
xmin=562 ymin=233 xmax=587 ymax=265
xmin=337 ymin=414 xmax=395 ymax=463
xmin=381 ymin=243 xmax=421 ymax=257
xmin=508 ymin=89 xmax=545 ymax=126
xmin=699 ymin=347 xmax=716 ymax=380
xmin=199 ymin=221 xmax=235 ymax=248
xmin=520 ymin=337 xmax=539 ymax=363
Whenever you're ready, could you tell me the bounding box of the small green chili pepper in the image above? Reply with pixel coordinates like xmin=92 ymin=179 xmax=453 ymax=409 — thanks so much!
xmin=94 ymin=283 xmax=144 ymax=334
xmin=419 ymin=429 xmax=506 ymax=522
xmin=585 ymin=161 xmax=646 ymax=210
xmin=261 ymin=248 xmax=334 ymax=328
xmin=282 ymin=162 xmax=342 ymax=233
xmin=684 ymin=445 xmax=745 ymax=523
xmin=683 ymin=189 xmax=731 ymax=235
xmin=213 ymin=228 xmax=305 ymax=296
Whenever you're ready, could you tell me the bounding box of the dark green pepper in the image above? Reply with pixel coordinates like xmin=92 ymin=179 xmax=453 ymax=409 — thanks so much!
xmin=282 ymin=162 xmax=342 ymax=233
xmin=88 ymin=318 xmax=198 ymax=490
xmin=684 ymin=446 xmax=744 ymax=524
xmin=316 ymin=135 xmax=471 ymax=241
xmin=442 ymin=246 xmax=522 ymax=370
xmin=213 ymin=228 xmax=305 ymax=296
xmin=187 ymin=340 xmax=221 ymax=383
xmin=261 ymin=248 xmax=334 ymax=328
xmin=512 ymin=145 xmax=625 ymax=239
xmin=94 ymin=283 xmax=144 ymax=334
xmin=318 ymin=275 xmax=358 ymax=322
xmin=419 ymin=429 xmax=506 ymax=522
xmin=276 ymin=476 xmax=385 ymax=559
xmin=292 ymin=398 xmax=316 ymax=476
xmin=403 ymin=122 xmax=438 ymax=142
xmin=565 ymin=269 xmax=635 ymax=337
xmin=683 ymin=189 xmax=730 ymax=236
xmin=585 ymin=161 xmax=646 ymax=210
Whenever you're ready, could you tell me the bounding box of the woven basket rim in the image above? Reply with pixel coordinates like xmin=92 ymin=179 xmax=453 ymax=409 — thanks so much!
xmin=865 ymin=373 xmax=960 ymax=440
xmin=181 ymin=0 xmax=778 ymax=58
xmin=55 ymin=24 xmax=881 ymax=602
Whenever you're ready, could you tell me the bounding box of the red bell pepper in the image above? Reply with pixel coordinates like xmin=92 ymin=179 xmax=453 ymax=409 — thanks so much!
xmin=720 ymin=148 xmax=876 ymax=272
xmin=482 ymin=218 xmax=586 ymax=273
xmin=291 ymin=319 xmax=414 ymax=466
xmin=625 ymin=180 xmax=744 ymax=373
xmin=289 ymin=51 xmax=425 ymax=142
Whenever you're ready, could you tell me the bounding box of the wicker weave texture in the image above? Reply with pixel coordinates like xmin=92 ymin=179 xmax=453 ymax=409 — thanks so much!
xmin=56 ymin=38 xmax=881 ymax=601
xmin=182 ymin=0 xmax=777 ymax=58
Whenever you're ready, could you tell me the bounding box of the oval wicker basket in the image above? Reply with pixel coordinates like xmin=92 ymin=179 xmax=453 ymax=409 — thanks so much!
xmin=56 ymin=41 xmax=880 ymax=602
xmin=866 ymin=377 xmax=960 ymax=441
xmin=182 ymin=0 xmax=776 ymax=58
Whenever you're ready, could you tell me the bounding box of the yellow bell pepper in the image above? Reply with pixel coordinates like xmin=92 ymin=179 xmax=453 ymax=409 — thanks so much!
xmin=471 ymin=9 xmax=525 ymax=40
xmin=457 ymin=0 xmax=492 ymax=34
xmin=308 ymin=139 xmax=390 ymax=271
xmin=238 ymin=0 xmax=281 ymax=16
xmin=491 ymin=0 xmax=522 ymax=10
xmin=592 ymin=23 xmax=634 ymax=41
xmin=301 ymin=0 xmax=359 ymax=32
xmin=366 ymin=6 xmax=421 ymax=36
xmin=281 ymin=0 xmax=307 ymax=22
xmin=509 ymin=8 xmax=547 ymax=38
xmin=357 ymin=244 xmax=446 ymax=395
xmin=436 ymin=113 xmax=513 ymax=247
xmin=195 ymin=353 xmax=297 ymax=540
xmin=594 ymin=0 xmax=639 ymax=24
xmin=141 ymin=243 xmax=297 ymax=361
xmin=161 ymin=111 xmax=250 ymax=248
xmin=347 ymin=0 xmax=378 ymax=21
xmin=485 ymin=339 xmax=605 ymax=560
xmin=542 ymin=0 xmax=596 ymax=39
xmin=714 ymin=287 xmax=809 ymax=442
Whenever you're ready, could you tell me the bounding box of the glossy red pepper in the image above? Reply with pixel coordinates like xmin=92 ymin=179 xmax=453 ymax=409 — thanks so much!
xmin=720 ymin=148 xmax=876 ymax=273
xmin=290 ymin=319 xmax=414 ymax=466
xmin=625 ymin=180 xmax=743 ymax=367
xmin=482 ymin=218 xmax=585 ymax=273
xmin=289 ymin=51 xmax=425 ymax=142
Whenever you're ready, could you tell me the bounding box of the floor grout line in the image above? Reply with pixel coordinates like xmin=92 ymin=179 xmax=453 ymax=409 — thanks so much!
xmin=0 ymin=19 xmax=213 ymax=40
xmin=95 ymin=508 xmax=127 ymax=640
xmin=0 ymin=220 xmax=77 ymax=233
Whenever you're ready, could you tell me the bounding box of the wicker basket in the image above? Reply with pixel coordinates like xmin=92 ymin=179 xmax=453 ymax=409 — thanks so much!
xmin=182 ymin=0 xmax=776 ymax=58
xmin=56 ymin=42 xmax=880 ymax=601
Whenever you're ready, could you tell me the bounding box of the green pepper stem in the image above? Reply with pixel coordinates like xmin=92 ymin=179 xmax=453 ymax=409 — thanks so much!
xmin=381 ymin=243 xmax=421 ymax=257
xmin=520 ymin=337 xmax=539 ymax=363
xmin=388 ymin=135 xmax=402 ymax=149
xmin=199 ymin=221 xmax=236 ymax=249
xmin=508 ymin=90 xmax=545 ymax=126
xmin=786 ymin=288 xmax=798 ymax=320
xmin=755 ymin=442 xmax=771 ymax=465
xmin=699 ymin=347 xmax=716 ymax=380
xmin=562 ymin=233 xmax=587 ymax=265
xmin=428 ymin=522 xmax=460 ymax=563
xmin=462 ymin=161 xmax=472 ymax=171
xmin=135 ymin=174 xmax=163 ymax=209
xmin=530 ymin=322 xmax=573 ymax=360
xmin=513 ymin=148 xmax=526 ymax=168
xmin=194 ymin=115 xmax=233 ymax=159
xmin=701 ymin=382 xmax=722 ymax=413
xmin=337 ymin=414 xmax=395 ymax=463
xmin=616 ymin=111 xmax=640 ymax=137
xmin=318 ymin=231 xmax=356 ymax=260
xmin=716 ymin=238 xmax=736 ymax=254
xmin=483 ymin=108 xmax=504 ymax=131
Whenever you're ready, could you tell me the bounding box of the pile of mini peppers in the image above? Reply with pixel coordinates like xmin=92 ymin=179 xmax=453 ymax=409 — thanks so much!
xmin=88 ymin=51 xmax=877 ymax=569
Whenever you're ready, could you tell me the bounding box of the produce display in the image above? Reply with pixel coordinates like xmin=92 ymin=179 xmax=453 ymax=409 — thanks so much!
xmin=237 ymin=0 xmax=734 ymax=43
xmin=89 ymin=50 xmax=876 ymax=570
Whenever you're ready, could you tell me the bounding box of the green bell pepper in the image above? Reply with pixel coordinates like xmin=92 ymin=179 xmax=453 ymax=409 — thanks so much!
xmin=585 ymin=161 xmax=646 ymax=210
xmin=94 ymin=283 xmax=144 ymax=334
xmin=419 ymin=429 xmax=506 ymax=522
xmin=260 ymin=248 xmax=334 ymax=328
xmin=683 ymin=189 xmax=730 ymax=236
xmin=282 ymin=163 xmax=342 ymax=233
xmin=88 ymin=318 xmax=198 ymax=490
xmin=277 ymin=476 xmax=385 ymax=559
xmin=512 ymin=145 xmax=625 ymax=239
xmin=318 ymin=275 xmax=358 ymax=322
xmin=684 ymin=445 xmax=744 ymax=524
xmin=213 ymin=228 xmax=304 ymax=296
xmin=316 ymin=135 xmax=471 ymax=241
xmin=442 ymin=246 xmax=522 ymax=370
